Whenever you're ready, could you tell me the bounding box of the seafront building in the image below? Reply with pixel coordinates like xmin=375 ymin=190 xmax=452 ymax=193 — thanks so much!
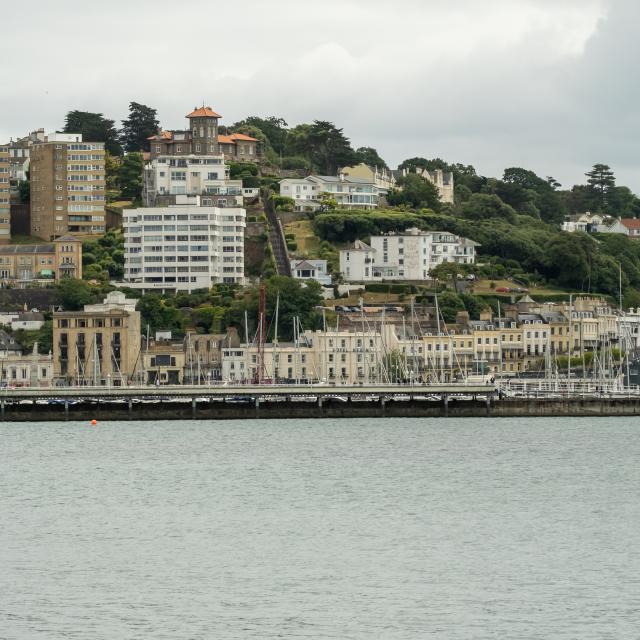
xmin=0 ymin=143 xmax=10 ymax=242
xmin=52 ymin=291 xmax=141 ymax=386
xmin=339 ymin=228 xmax=478 ymax=282
xmin=122 ymin=196 xmax=246 ymax=293
xmin=183 ymin=329 xmax=241 ymax=384
xmin=29 ymin=133 xmax=106 ymax=240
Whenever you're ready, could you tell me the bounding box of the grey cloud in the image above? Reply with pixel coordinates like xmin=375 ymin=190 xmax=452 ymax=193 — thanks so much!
xmin=3 ymin=0 xmax=639 ymax=190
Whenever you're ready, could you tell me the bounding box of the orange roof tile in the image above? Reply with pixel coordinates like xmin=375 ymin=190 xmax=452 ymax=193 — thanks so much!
xmin=622 ymin=218 xmax=640 ymax=229
xmin=147 ymin=130 xmax=173 ymax=140
xmin=186 ymin=106 xmax=222 ymax=118
xmin=217 ymin=134 xmax=235 ymax=144
xmin=230 ymin=133 xmax=258 ymax=142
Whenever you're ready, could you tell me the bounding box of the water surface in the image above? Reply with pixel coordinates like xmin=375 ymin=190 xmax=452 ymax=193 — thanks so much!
xmin=2 ymin=417 xmax=640 ymax=638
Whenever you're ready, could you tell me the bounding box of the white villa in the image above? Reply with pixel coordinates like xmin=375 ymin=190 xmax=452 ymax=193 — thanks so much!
xmin=339 ymin=228 xmax=478 ymax=282
xmin=279 ymin=174 xmax=384 ymax=211
xmin=290 ymin=259 xmax=332 ymax=286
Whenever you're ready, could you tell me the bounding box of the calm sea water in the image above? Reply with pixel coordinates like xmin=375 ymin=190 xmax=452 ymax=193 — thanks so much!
xmin=2 ymin=417 xmax=640 ymax=639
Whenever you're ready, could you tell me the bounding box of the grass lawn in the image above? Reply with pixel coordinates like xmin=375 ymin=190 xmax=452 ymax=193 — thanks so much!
xmin=283 ymin=219 xmax=322 ymax=257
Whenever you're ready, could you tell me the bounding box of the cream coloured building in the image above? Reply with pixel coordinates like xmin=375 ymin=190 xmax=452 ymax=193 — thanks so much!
xmin=53 ymin=291 xmax=141 ymax=386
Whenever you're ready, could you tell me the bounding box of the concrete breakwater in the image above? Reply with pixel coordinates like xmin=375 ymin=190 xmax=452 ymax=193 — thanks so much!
xmin=4 ymin=396 xmax=640 ymax=421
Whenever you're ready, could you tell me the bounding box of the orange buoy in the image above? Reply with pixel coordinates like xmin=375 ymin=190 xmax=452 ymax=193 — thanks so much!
xmin=90 ymin=419 xmax=97 ymax=426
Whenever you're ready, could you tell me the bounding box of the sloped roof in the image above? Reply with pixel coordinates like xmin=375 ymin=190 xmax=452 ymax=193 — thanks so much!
xmin=348 ymin=239 xmax=372 ymax=251
xmin=219 ymin=133 xmax=258 ymax=144
xmin=292 ymin=260 xmax=316 ymax=271
xmin=186 ymin=106 xmax=222 ymax=118
xmin=147 ymin=130 xmax=173 ymax=141
xmin=621 ymin=218 xmax=640 ymax=229
xmin=229 ymin=133 xmax=257 ymax=142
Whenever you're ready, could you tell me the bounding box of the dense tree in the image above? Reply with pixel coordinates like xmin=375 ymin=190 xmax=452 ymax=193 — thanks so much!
xmin=287 ymin=121 xmax=358 ymax=174
xmin=461 ymin=193 xmax=517 ymax=223
xmin=13 ymin=320 xmax=53 ymax=355
xmin=232 ymin=116 xmax=288 ymax=155
xmin=63 ymin=110 xmax=122 ymax=155
xmin=120 ymin=102 xmax=159 ymax=152
xmin=57 ymin=278 xmax=97 ymax=310
xmin=193 ymin=305 xmax=226 ymax=334
xmin=387 ymin=173 xmax=441 ymax=210
xmin=118 ymin=152 xmax=144 ymax=200
xmin=224 ymin=276 xmax=323 ymax=341
xmin=355 ymin=146 xmax=388 ymax=169
xmin=137 ymin=294 xmax=186 ymax=338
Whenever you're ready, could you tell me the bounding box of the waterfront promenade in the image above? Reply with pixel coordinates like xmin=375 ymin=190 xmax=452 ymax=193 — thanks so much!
xmin=1 ymin=383 xmax=640 ymax=420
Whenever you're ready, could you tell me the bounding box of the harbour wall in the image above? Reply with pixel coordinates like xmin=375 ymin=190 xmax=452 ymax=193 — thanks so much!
xmin=4 ymin=397 xmax=640 ymax=421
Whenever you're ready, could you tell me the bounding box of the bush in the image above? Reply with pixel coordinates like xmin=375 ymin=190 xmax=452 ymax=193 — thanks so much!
xmin=364 ymin=283 xmax=417 ymax=294
xmin=242 ymin=175 xmax=261 ymax=188
xmin=281 ymin=156 xmax=312 ymax=170
xmin=271 ymin=195 xmax=295 ymax=212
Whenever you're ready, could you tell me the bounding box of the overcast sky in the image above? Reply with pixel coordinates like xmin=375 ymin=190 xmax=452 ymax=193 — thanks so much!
xmin=1 ymin=0 xmax=637 ymax=190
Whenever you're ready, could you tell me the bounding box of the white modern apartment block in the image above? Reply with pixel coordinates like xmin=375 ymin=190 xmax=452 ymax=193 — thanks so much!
xmin=340 ymin=228 xmax=478 ymax=282
xmin=143 ymin=155 xmax=244 ymax=207
xmin=279 ymin=174 xmax=383 ymax=211
xmin=123 ymin=196 xmax=245 ymax=293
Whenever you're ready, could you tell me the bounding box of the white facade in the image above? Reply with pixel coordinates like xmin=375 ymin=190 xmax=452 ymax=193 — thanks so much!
xmin=279 ymin=175 xmax=382 ymax=211
xmin=123 ymin=197 xmax=245 ymax=292
xmin=340 ymin=228 xmax=478 ymax=282
xmin=143 ymin=154 xmax=244 ymax=207
xmin=290 ymin=259 xmax=332 ymax=286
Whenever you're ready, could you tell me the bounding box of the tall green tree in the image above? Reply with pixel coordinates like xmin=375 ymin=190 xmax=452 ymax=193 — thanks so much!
xmin=63 ymin=110 xmax=122 ymax=155
xmin=120 ymin=102 xmax=159 ymax=152
xmin=118 ymin=152 xmax=144 ymax=200
xmin=232 ymin=116 xmax=288 ymax=155
xmin=355 ymin=146 xmax=388 ymax=169
xmin=586 ymin=164 xmax=616 ymax=211
xmin=288 ymin=121 xmax=358 ymax=174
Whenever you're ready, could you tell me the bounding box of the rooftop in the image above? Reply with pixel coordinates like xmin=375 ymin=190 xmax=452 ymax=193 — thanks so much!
xmin=186 ymin=106 xmax=222 ymax=118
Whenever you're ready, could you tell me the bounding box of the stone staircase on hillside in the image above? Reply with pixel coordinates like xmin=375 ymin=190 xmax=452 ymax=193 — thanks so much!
xmin=262 ymin=191 xmax=292 ymax=277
